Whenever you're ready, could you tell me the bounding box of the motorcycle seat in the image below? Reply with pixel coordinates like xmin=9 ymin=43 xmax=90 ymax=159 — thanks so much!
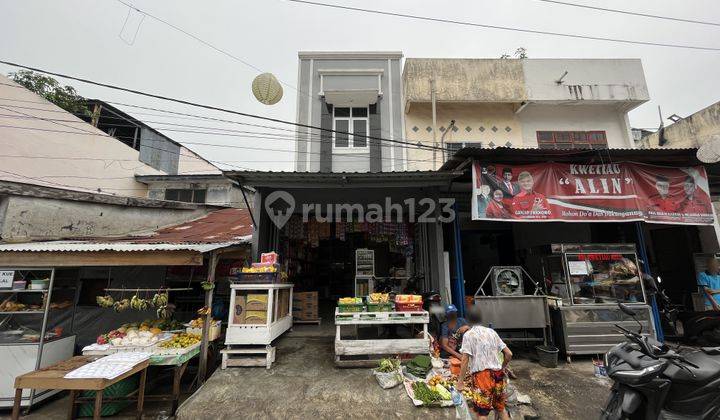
xmin=663 ymin=350 xmax=720 ymax=384
xmin=701 ymin=346 xmax=720 ymax=355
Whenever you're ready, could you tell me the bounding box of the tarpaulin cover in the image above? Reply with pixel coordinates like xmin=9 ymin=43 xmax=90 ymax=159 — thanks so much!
xmin=471 ymin=161 xmax=713 ymax=225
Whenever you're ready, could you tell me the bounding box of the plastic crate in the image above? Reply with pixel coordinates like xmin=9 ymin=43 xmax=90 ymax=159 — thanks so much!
xmin=338 ymin=303 xmax=365 ymax=313
xmin=395 ymin=302 xmax=423 ymax=312
xmin=233 ymin=271 xmax=280 ymax=284
xmin=366 ymin=302 xmax=394 ymax=312
xmin=78 ymin=376 xmax=138 ymax=417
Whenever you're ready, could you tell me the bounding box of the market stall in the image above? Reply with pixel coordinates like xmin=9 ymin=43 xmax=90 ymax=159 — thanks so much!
xmin=0 ymin=208 xmax=254 ymax=414
xmin=0 ymin=267 xmax=76 ymax=409
xmin=334 ymin=294 xmax=430 ymax=367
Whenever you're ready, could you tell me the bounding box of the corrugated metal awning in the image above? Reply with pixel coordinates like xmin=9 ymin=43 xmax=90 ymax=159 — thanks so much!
xmin=0 ymin=239 xmax=250 ymax=254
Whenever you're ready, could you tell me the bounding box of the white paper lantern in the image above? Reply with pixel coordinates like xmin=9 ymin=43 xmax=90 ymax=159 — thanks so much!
xmin=252 ymin=73 xmax=283 ymax=105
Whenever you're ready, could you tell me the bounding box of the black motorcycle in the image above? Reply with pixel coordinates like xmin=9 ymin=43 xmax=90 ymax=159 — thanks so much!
xmin=602 ymin=303 xmax=720 ymax=419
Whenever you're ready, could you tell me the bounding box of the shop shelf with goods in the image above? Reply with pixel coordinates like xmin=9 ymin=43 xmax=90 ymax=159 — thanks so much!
xmin=0 ymin=267 xmax=78 ymax=409
xmin=354 ymin=248 xmax=375 ymax=297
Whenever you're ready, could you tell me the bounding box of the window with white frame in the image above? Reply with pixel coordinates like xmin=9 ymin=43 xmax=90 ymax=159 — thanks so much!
xmin=333 ymin=107 xmax=368 ymax=149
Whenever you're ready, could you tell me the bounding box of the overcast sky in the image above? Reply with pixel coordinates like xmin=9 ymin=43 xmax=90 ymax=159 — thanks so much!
xmin=2 ymin=0 xmax=719 ymax=171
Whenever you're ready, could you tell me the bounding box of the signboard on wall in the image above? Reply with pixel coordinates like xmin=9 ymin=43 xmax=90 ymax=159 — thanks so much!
xmin=471 ymin=161 xmax=713 ymax=225
xmin=0 ymin=271 xmax=15 ymax=289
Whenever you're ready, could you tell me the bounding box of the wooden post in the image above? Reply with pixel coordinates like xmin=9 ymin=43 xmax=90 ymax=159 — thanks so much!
xmin=198 ymin=251 xmax=218 ymax=384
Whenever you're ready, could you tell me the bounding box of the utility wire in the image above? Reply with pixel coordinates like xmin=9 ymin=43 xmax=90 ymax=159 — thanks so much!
xmin=0 ymin=60 xmax=443 ymax=152
xmin=529 ymin=0 xmax=720 ymax=28
xmin=285 ymin=0 xmax=720 ymax=52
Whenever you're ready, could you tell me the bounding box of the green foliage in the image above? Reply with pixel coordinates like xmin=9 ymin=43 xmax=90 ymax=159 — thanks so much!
xmin=500 ymin=47 xmax=528 ymax=59
xmin=9 ymin=70 xmax=90 ymax=116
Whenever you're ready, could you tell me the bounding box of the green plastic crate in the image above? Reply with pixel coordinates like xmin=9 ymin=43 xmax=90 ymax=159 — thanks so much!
xmin=366 ymin=302 xmax=394 ymax=312
xmin=78 ymin=375 xmax=138 ymax=417
xmin=338 ymin=303 xmax=365 ymax=313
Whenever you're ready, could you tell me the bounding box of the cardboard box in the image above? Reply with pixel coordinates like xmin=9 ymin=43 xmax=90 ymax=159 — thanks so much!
xmin=293 ymin=291 xmax=318 ymax=303
xmin=232 ymin=296 xmax=246 ymax=324
xmin=245 ymin=310 xmax=268 ymax=324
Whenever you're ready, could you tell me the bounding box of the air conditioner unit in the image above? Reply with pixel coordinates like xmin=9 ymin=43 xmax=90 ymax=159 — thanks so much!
xmin=490 ymin=266 xmax=524 ymax=296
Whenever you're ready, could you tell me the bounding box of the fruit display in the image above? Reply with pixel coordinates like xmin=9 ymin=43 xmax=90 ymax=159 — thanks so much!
xmin=395 ymin=294 xmax=422 ymax=303
xmin=113 ymin=299 xmax=130 ymax=312
xmin=241 ymin=265 xmax=277 ymax=273
xmin=96 ymin=327 xmax=160 ymax=347
xmin=188 ymin=317 xmax=217 ymax=328
xmin=130 ymin=295 xmax=149 ymax=311
xmin=368 ymin=293 xmax=389 ymax=303
xmin=151 ymin=292 xmax=168 ymax=307
xmin=120 ymin=318 xmax=184 ymax=332
xmin=428 ymin=375 xmax=454 ymax=389
xmin=158 ymin=333 xmax=201 ymax=349
xmin=96 ymin=295 xmax=114 ymax=308
xmin=0 ymin=301 xmax=28 ymax=312
xmin=338 ymin=297 xmax=362 ymax=305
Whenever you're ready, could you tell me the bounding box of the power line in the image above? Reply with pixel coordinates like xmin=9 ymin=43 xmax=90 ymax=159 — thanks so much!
xmin=0 ymin=60 xmax=443 ymax=152
xmin=529 ymin=0 xmax=720 ymax=28
xmin=285 ymin=0 xmax=720 ymax=52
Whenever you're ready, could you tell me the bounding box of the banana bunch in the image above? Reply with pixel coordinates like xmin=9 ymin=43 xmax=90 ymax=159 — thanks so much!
xmin=157 ymin=305 xmax=172 ymax=319
xmin=113 ymin=298 xmax=130 ymax=312
xmin=96 ymin=295 xmax=115 ymax=308
xmin=152 ymin=292 xmax=168 ymax=308
xmin=130 ymin=295 xmax=149 ymax=311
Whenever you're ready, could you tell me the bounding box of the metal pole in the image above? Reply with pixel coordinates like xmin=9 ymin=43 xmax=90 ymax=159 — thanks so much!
xmin=431 ymin=78 xmax=438 ymax=170
xmin=198 ymin=252 xmax=218 ymax=384
xmin=452 ymin=203 xmax=466 ymax=317
xmin=29 ymin=268 xmax=55 ymax=406
xmin=635 ymin=222 xmax=664 ymax=342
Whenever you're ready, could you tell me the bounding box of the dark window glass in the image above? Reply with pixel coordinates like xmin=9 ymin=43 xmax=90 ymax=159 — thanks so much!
xmin=353 ymin=120 xmax=367 ymax=148
xmin=537 ymin=131 xmax=553 ymax=142
xmin=351 ymin=107 xmax=368 ymax=118
xmin=177 ymin=190 xmax=193 ymax=203
xmin=369 ymin=103 xmax=378 ymax=114
xmin=165 ymin=189 xmax=179 ymax=201
xmin=193 ymin=189 xmax=207 ymax=203
xmin=335 ymin=119 xmax=349 ymax=147
xmin=334 ymin=107 xmax=350 ymax=117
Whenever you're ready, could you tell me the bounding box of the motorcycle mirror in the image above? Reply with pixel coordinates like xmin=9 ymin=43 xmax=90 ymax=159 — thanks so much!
xmin=618 ymin=303 xmax=637 ymax=317
xmin=657 ymin=276 xmax=662 ymax=284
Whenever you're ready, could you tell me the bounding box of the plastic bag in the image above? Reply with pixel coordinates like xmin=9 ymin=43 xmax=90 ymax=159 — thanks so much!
xmin=454 ymin=393 xmax=472 ymax=420
xmin=373 ymin=368 xmax=402 ymax=389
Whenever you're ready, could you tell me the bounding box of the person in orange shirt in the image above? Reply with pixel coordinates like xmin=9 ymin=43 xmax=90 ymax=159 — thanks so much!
xmin=677 ymin=175 xmax=710 ymax=215
xmin=510 ymin=171 xmax=551 ymax=219
xmin=646 ymin=175 xmax=678 ymax=214
xmin=485 ymin=189 xmax=511 ymax=219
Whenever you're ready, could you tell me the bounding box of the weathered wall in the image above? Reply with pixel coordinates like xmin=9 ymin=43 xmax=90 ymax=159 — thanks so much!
xmin=403 ymin=59 xmax=526 ymax=103
xmin=645 ymin=101 xmax=720 ymax=148
xmin=519 ymin=104 xmax=633 ymax=148
xmin=146 ymin=180 xmax=251 ymax=208
xmin=405 ymin=103 xmax=523 ymax=170
xmin=177 ymin=146 xmax=222 ymax=175
xmin=0 ymin=195 xmax=211 ymax=241
xmin=522 ymin=59 xmax=649 ymax=103
xmin=0 ymin=75 xmax=162 ymax=196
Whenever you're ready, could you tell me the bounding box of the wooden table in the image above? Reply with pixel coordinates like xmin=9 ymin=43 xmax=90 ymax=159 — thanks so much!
xmin=12 ymin=355 xmax=149 ymax=420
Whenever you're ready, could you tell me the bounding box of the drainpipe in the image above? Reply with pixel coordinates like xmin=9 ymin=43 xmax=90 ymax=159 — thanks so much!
xmin=440 ymin=120 xmax=455 ymax=164
xmin=431 ymin=78 xmax=438 ymax=170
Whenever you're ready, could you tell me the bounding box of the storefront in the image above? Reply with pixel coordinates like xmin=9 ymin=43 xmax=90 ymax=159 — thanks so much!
xmin=225 ymin=171 xmax=463 ymax=320
xmin=441 ymin=147 xmax=720 ymax=357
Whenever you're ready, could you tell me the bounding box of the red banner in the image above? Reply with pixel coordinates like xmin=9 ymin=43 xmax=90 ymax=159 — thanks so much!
xmin=471 ymin=161 xmax=714 ymax=225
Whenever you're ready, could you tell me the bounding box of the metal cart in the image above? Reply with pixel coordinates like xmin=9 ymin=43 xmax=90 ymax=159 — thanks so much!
xmin=542 ymin=244 xmax=656 ymax=361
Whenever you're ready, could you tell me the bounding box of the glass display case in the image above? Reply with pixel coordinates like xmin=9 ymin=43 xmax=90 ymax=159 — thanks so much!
xmin=542 ymin=244 xmax=656 ymax=359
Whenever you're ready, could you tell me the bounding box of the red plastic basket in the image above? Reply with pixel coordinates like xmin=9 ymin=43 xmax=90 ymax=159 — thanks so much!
xmin=395 ymin=302 xmax=423 ymax=312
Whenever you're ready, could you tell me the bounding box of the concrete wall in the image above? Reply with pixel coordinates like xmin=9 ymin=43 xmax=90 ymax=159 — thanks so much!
xmin=177 ymin=146 xmax=221 ymax=175
xmin=146 ymin=180 xmax=251 ymax=208
xmin=403 ymin=59 xmax=526 ymax=103
xmin=0 ymin=195 xmax=212 ymax=241
xmin=519 ymin=103 xmax=633 ymax=148
xmin=0 ymin=75 xmax=163 ymax=197
xmin=295 ymin=52 xmax=404 ymax=172
xmin=645 ymin=101 xmax=720 ymax=148
xmin=405 ymin=103 xmax=523 ymax=170
xmin=522 ymin=59 xmax=649 ymax=104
